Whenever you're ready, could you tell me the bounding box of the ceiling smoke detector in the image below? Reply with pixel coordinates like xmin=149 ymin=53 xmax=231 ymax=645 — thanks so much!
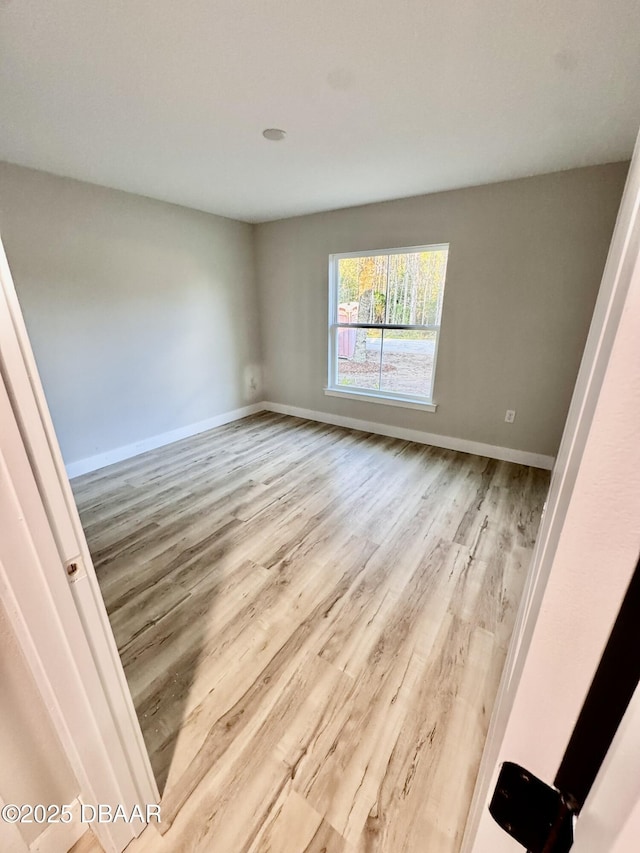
xmin=262 ymin=128 xmax=287 ymax=142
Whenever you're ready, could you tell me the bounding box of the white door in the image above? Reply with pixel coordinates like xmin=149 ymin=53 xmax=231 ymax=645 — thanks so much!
xmin=0 ymin=239 xmax=158 ymax=851
xmin=465 ymin=129 xmax=640 ymax=851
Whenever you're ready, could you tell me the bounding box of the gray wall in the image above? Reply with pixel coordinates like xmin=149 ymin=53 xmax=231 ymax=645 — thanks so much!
xmin=0 ymin=161 xmax=627 ymax=464
xmin=0 ymin=601 xmax=78 ymax=847
xmin=0 ymin=162 xmax=261 ymax=466
xmin=255 ymin=163 xmax=627 ymax=457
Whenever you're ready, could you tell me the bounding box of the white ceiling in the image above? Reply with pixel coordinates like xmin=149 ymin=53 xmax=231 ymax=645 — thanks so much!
xmin=1 ymin=1 xmax=639 ymax=223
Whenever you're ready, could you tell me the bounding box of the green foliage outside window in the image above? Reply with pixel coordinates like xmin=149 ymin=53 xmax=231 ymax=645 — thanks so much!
xmin=338 ymin=249 xmax=447 ymax=327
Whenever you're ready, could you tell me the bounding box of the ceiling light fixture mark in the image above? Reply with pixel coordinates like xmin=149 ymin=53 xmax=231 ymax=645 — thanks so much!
xmin=262 ymin=128 xmax=287 ymax=142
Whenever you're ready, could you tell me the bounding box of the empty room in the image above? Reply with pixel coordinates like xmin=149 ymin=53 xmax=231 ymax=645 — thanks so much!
xmin=1 ymin=3 xmax=640 ymax=853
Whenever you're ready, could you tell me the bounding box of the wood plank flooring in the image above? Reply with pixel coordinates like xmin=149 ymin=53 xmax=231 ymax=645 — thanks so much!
xmin=71 ymin=412 xmax=549 ymax=853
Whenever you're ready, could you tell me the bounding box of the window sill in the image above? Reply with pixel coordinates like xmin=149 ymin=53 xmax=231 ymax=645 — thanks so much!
xmin=324 ymin=387 xmax=438 ymax=413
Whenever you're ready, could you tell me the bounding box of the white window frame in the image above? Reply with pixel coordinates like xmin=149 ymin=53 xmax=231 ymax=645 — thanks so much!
xmin=326 ymin=243 xmax=449 ymax=411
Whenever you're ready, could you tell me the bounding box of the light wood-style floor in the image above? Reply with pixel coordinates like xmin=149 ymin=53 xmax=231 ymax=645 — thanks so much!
xmin=71 ymin=412 xmax=549 ymax=853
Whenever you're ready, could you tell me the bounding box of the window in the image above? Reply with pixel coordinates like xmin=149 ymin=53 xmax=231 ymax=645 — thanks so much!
xmin=327 ymin=244 xmax=449 ymax=410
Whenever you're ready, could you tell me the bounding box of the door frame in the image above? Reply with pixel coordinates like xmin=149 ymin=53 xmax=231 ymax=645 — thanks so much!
xmin=463 ymin=132 xmax=640 ymax=849
xmin=571 ymin=681 xmax=640 ymax=852
xmin=0 ymin=238 xmax=158 ymax=852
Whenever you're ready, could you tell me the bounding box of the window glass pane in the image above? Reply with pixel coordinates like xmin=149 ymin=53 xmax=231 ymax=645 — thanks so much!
xmin=332 ymin=246 xmax=448 ymax=402
xmin=379 ymin=330 xmax=437 ymax=399
xmin=337 ymin=328 xmax=382 ymax=391
xmin=384 ymin=249 xmax=448 ymax=326
xmin=338 ymin=255 xmax=389 ymax=324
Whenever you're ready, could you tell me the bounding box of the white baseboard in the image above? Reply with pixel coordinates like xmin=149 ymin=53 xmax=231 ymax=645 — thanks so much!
xmin=66 ymin=402 xmax=264 ymax=479
xmin=66 ymin=399 xmax=555 ymax=478
xmin=29 ymin=798 xmax=85 ymax=853
xmin=263 ymin=401 xmax=555 ymax=470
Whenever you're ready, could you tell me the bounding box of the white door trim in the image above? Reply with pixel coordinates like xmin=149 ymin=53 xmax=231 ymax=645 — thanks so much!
xmin=571 ymin=682 xmax=640 ymax=852
xmin=0 ymin=237 xmax=158 ymax=852
xmin=463 ymin=132 xmax=640 ymax=850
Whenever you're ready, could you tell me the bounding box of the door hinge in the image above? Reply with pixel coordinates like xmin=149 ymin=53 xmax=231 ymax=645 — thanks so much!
xmin=64 ymin=556 xmax=87 ymax=584
xmin=489 ymin=762 xmax=576 ymax=852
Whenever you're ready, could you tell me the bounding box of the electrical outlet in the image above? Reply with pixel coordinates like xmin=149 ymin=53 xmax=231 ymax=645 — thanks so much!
xmin=505 ymin=409 xmax=516 ymax=423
